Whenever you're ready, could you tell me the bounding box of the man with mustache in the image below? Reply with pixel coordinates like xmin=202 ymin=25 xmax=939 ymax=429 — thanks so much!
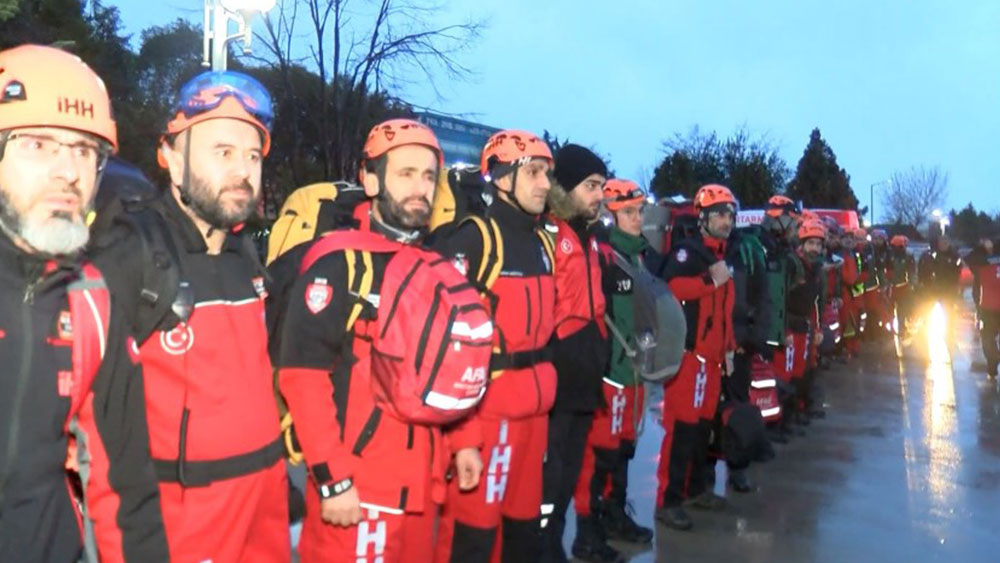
xmin=0 ymin=44 xmax=168 ymax=561
xmin=91 ymin=71 xmax=289 ymax=561
xmin=434 ymin=129 xmax=558 ymax=562
xmin=539 ymin=144 xmax=617 ymax=563
xmin=275 ymin=119 xmax=479 ymax=563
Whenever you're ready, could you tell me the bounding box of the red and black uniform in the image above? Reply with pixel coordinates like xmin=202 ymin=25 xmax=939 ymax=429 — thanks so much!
xmin=0 ymin=233 xmax=168 ymax=562
xmin=839 ymin=248 xmax=863 ymax=357
xmin=656 ymin=234 xmax=735 ymax=508
xmin=572 ymin=226 xmax=651 ymax=528
xmin=542 ymin=216 xmax=608 ymax=553
xmin=433 ymin=198 xmax=556 ymax=563
xmin=276 ymin=202 xmax=443 ymax=563
xmin=965 ymin=242 xmax=1000 ymax=376
xmin=785 ymin=255 xmax=823 ymax=411
xmin=93 ymin=194 xmax=289 ymax=562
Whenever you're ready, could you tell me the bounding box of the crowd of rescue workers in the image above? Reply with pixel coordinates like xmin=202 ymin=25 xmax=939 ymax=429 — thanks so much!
xmin=3 ymin=45 xmax=999 ymax=563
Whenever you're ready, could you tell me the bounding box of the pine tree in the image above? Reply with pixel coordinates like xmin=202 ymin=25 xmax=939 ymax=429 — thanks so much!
xmin=786 ymin=128 xmax=859 ymax=209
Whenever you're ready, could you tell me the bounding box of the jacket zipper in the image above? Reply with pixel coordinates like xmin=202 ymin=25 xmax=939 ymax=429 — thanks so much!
xmin=583 ymin=236 xmax=596 ymax=320
xmin=524 ymin=286 xmax=531 ymax=336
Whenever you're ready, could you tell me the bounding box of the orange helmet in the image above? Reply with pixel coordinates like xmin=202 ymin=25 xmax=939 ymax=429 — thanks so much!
xmin=890 ymin=235 xmax=909 ymax=247
xmin=800 ymin=209 xmax=820 ymax=223
xmin=0 ymin=44 xmax=117 ymax=151
xmin=766 ymin=195 xmax=799 ymax=217
xmin=798 ymin=219 xmax=827 ymax=241
xmin=853 ymin=227 xmax=868 ymax=239
xmin=359 ymin=118 xmax=442 ymax=180
xmin=693 ymin=184 xmax=736 ymax=212
xmin=603 ymin=178 xmax=645 ymax=211
xmin=159 ymin=71 xmax=273 ymax=167
xmin=480 ymin=129 xmax=552 ymax=177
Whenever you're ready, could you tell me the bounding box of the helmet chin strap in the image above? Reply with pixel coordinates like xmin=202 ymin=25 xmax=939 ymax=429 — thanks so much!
xmin=180 ymin=129 xmax=193 ymax=207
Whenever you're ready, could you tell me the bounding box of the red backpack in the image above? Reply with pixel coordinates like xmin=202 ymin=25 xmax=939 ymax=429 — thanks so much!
xmin=301 ymin=230 xmax=493 ymax=424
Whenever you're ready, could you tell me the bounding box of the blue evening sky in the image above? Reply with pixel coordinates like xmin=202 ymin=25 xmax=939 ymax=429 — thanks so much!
xmin=113 ymin=0 xmax=999 ymax=217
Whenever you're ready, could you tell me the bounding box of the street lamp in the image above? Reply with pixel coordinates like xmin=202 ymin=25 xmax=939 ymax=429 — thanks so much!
xmin=203 ymin=0 xmax=277 ymax=70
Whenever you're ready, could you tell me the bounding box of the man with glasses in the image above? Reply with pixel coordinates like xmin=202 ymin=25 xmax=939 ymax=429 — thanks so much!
xmin=0 ymin=44 xmax=168 ymax=562
xmin=91 ymin=70 xmax=289 ymax=561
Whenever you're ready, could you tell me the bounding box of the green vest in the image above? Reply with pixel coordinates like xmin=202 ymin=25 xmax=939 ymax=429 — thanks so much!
xmin=605 ymin=228 xmax=649 ymax=387
xmin=764 ymin=247 xmax=791 ymax=345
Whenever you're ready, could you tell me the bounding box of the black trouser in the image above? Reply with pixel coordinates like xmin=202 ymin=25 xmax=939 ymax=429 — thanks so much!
xmin=541 ymin=411 xmax=593 ymax=557
xmin=981 ymin=310 xmax=1000 ymax=373
xmin=608 ymin=439 xmax=636 ymax=508
xmin=724 ymin=349 xmax=753 ymax=404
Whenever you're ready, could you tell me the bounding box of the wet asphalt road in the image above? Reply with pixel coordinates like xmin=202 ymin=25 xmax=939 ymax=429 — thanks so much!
xmin=560 ymin=300 xmax=1000 ymax=562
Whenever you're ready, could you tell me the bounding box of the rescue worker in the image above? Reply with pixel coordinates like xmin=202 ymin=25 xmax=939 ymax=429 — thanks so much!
xmin=965 ymin=235 xmax=1000 ymax=377
xmin=788 ymin=220 xmax=827 ymax=422
xmin=839 ymin=228 xmax=866 ymax=358
xmin=434 ymin=129 xmax=557 ymax=563
xmin=541 ymin=144 xmax=614 ymax=563
xmin=918 ymin=235 xmax=963 ymax=311
xmin=759 ymin=196 xmax=800 ymax=441
xmin=818 ymin=218 xmax=845 ymax=364
xmin=0 ymin=43 xmax=169 ymax=563
xmin=723 ymin=206 xmax=771 ymax=489
xmin=887 ymin=235 xmax=915 ymax=333
xmin=570 ymin=179 xmax=654 ymax=562
xmin=655 ymin=184 xmax=736 ymax=531
xmin=866 ymin=229 xmax=893 ymax=336
xmin=91 ymin=71 xmax=289 ymax=561
xmin=275 ymin=119 xmax=472 ymax=562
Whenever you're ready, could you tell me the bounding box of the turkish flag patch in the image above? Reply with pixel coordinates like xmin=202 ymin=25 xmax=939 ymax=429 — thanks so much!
xmin=305 ymin=279 xmax=333 ymax=314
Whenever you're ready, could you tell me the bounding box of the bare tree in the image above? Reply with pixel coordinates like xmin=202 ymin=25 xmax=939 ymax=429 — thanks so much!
xmin=249 ymin=0 xmax=483 ymax=186
xmin=881 ymin=165 xmax=949 ymax=226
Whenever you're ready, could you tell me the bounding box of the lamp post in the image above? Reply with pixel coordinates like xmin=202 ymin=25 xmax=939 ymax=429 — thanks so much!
xmin=203 ymin=0 xmax=277 ymax=70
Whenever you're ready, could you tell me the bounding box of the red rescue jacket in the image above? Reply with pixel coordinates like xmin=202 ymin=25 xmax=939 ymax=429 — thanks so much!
xmin=663 ymin=234 xmax=735 ymax=364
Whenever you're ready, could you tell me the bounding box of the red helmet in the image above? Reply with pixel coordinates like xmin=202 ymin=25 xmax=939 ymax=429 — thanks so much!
xmin=693 ymin=184 xmax=736 ymax=211
xmin=853 ymin=227 xmax=868 ymax=239
xmin=890 ymin=235 xmax=909 ymax=247
xmin=359 ymin=118 xmax=442 ymax=181
xmin=480 ymin=129 xmax=552 ymax=176
xmin=798 ymin=219 xmax=827 ymax=241
xmin=603 ymin=179 xmax=645 ymax=211
xmin=766 ymin=195 xmax=799 ymax=218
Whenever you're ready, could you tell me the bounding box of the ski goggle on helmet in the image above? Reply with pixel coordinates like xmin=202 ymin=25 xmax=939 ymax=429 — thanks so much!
xmin=173 ymin=71 xmax=273 ymax=130
xmin=159 ymin=71 xmax=274 ymax=167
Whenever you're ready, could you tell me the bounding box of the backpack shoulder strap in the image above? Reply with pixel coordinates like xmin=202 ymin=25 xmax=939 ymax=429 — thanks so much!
xmin=461 ymin=215 xmax=504 ymax=290
xmin=536 ymin=225 xmax=555 ymax=272
xmin=111 ymin=203 xmax=184 ymax=342
xmin=301 ymin=230 xmax=393 ymax=332
xmin=67 ymin=263 xmax=111 ymax=418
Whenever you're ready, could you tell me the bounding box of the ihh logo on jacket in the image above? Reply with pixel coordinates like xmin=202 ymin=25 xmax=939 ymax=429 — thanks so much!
xmin=693 ymin=363 xmax=708 ymax=409
xmin=610 ymin=392 xmax=626 ymax=436
xmin=486 ymin=420 xmax=512 ymax=504
xmin=355 ymin=508 xmax=387 ymax=563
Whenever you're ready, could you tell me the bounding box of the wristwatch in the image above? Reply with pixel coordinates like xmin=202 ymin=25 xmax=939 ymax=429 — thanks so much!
xmin=318 ymin=477 xmax=354 ymax=499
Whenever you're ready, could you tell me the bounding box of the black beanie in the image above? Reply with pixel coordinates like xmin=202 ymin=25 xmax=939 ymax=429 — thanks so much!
xmin=554 ymin=144 xmax=607 ymax=191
